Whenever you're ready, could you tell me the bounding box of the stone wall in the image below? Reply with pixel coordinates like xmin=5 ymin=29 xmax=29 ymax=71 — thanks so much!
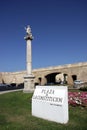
xmin=1 ymin=71 xmax=26 ymax=84
xmin=0 ymin=62 xmax=87 ymax=86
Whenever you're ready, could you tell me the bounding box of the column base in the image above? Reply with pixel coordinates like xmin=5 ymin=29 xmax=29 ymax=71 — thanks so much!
xmin=23 ymin=75 xmax=35 ymax=93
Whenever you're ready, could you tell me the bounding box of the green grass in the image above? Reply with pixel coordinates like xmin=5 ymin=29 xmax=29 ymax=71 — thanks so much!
xmin=0 ymin=91 xmax=87 ymax=130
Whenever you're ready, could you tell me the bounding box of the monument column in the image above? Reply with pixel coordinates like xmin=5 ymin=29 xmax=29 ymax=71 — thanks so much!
xmin=23 ymin=25 xmax=35 ymax=93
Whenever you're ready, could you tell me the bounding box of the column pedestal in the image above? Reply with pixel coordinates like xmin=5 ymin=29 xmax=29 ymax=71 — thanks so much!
xmin=23 ymin=75 xmax=35 ymax=93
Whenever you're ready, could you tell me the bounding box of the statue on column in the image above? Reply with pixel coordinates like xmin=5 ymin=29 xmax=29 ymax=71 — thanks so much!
xmin=24 ymin=25 xmax=33 ymax=40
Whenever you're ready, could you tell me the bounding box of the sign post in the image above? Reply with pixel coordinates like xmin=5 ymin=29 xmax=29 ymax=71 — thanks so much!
xmin=32 ymin=86 xmax=69 ymax=124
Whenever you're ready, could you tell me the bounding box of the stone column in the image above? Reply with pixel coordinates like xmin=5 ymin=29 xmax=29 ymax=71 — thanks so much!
xmin=23 ymin=25 xmax=35 ymax=93
xmin=41 ymin=77 xmax=47 ymax=85
xmin=67 ymin=75 xmax=73 ymax=86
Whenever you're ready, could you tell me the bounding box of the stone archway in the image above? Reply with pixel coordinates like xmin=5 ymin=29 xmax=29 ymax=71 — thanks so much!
xmin=38 ymin=77 xmax=42 ymax=85
xmin=45 ymin=72 xmax=60 ymax=84
xmin=45 ymin=72 xmax=68 ymax=85
xmin=72 ymin=75 xmax=77 ymax=81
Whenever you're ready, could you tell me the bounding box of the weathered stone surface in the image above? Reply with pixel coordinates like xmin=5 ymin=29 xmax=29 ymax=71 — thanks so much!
xmin=0 ymin=62 xmax=87 ymax=86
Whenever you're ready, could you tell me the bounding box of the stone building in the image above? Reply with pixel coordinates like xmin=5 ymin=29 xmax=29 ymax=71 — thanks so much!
xmin=0 ymin=62 xmax=87 ymax=87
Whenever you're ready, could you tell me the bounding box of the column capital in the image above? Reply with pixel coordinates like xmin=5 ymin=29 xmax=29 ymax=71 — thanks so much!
xmin=24 ymin=35 xmax=33 ymax=41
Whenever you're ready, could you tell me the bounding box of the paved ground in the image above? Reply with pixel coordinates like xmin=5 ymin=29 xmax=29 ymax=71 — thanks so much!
xmin=0 ymin=89 xmax=23 ymax=94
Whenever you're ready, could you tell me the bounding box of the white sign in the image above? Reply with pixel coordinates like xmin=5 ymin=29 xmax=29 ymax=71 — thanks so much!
xmin=32 ymin=86 xmax=69 ymax=124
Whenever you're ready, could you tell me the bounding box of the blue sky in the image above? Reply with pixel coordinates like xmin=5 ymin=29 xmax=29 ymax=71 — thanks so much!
xmin=0 ymin=0 xmax=87 ymax=72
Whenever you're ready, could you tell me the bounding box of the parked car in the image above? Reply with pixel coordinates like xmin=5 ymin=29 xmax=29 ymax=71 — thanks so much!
xmin=0 ymin=84 xmax=8 ymax=91
xmin=74 ymin=80 xmax=84 ymax=88
xmin=74 ymin=80 xmax=84 ymax=84
xmin=0 ymin=83 xmax=13 ymax=91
